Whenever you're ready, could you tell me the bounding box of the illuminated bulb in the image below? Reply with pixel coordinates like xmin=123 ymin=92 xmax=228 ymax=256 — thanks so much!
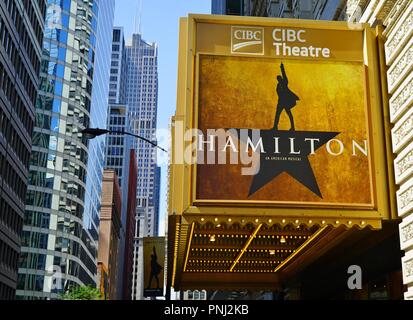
xmin=228 ymin=218 xmax=232 ymax=222
xmin=216 ymin=224 xmax=221 ymax=228
xmin=201 ymin=218 xmax=204 ymax=222
xmin=280 ymin=236 xmax=286 ymax=244
xmin=335 ymin=220 xmax=339 ymax=224
xmin=295 ymin=220 xmax=299 ymax=224
xmin=282 ymin=219 xmax=286 ymax=223
xmin=361 ymin=221 xmax=365 ymax=225
xmin=269 ymin=219 xmax=272 ymax=223
xmin=214 ymin=218 xmax=218 ymax=222
xmin=309 ymin=220 xmax=312 ymax=224
xmin=255 ymin=219 xmax=259 ymax=223
xmin=348 ymin=221 xmax=352 ymax=225
xmin=322 ymin=220 xmax=326 ymax=224
xmin=209 ymin=235 xmax=215 ymax=242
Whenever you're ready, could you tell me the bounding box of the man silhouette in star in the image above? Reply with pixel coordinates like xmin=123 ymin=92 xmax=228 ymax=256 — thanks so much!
xmin=147 ymin=246 xmax=163 ymax=290
xmin=273 ymin=63 xmax=300 ymax=131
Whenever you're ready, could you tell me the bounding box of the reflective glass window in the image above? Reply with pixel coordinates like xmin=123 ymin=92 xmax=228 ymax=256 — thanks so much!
xmin=54 ymin=80 xmax=63 ymax=95
xmin=58 ymin=47 xmax=66 ymax=61
xmin=62 ymin=0 xmax=71 ymax=11
xmin=53 ymin=99 xmax=61 ymax=113
xmin=61 ymin=13 xmax=69 ymax=28
xmin=51 ymin=117 xmax=59 ymax=132
xmin=58 ymin=29 xmax=68 ymax=44
xmin=56 ymin=64 xmax=64 ymax=78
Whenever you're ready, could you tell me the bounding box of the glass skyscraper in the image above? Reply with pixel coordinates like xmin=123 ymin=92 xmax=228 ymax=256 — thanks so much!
xmin=0 ymin=0 xmax=47 ymax=299
xmin=17 ymin=0 xmax=115 ymax=299
xmin=104 ymin=27 xmax=133 ymax=299
xmin=125 ymin=33 xmax=160 ymax=300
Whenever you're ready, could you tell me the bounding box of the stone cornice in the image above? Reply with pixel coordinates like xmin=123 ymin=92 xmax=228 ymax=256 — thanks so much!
xmin=376 ymin=0 xmax=398 ymax=22
xmin=347 ymin=0 xmax=369 ymax=21
xmin=385 ymin=0 xmax=413 ymax=64
xmin=383 ymin=0 xmax=410 ymax=34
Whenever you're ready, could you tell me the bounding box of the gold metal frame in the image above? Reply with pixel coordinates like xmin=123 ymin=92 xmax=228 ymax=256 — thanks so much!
xmin=170 ymin=14 xmax=395 ymax=229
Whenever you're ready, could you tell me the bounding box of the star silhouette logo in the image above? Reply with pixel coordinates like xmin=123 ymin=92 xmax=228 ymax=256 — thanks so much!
xmin=236 ymin=129 xmax=340 ymax=198
xmin=234 ymin=62 xmax=340 ymax=198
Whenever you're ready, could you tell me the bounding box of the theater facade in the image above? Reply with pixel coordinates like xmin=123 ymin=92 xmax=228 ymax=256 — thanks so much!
xmin=167 ymin=14 xmax=404 ymax=299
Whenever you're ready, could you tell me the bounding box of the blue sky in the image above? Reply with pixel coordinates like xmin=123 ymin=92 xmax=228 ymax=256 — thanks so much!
xmin=114 ymin=0 xmax=211 ymax=234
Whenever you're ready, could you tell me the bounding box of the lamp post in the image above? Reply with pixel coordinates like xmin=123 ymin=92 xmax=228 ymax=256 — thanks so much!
xmin=81 ymin=127 xmax=167 ymax=152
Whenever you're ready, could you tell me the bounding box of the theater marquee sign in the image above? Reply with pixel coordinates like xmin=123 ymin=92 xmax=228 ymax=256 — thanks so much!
xmin=170 ymin=15 xmax=395 ymax=227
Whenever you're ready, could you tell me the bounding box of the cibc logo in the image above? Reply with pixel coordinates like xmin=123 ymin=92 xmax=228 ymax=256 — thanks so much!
xmin=231 ymin=26 xmax=264 ymax=55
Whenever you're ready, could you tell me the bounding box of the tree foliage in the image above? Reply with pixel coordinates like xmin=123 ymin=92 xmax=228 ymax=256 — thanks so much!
xmin=61 ymin=285 xmax=103 ymax=300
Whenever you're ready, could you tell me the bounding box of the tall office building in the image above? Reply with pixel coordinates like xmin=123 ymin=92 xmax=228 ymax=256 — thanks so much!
xmin=105 ymin=103 xmax=133 ymax=299
xmin=104 ymin=26 xmax=141 ymax=299
xmin=17 ymin=0 xmax=115 ymax=299
xmin=0 ymin=0 xmax=46 ymax=299
xmin=104 ymin=27 xmax=131 ymax=299
xmin=125 ymin=33 xmax=160 ymax=300
xmin=123 ymin=149 xmax=137 ymax=300
xmin=346 ymin=0 xmax=413 ymax=301
xmin=153 ymin=166 xmax=161 ymax=237
xmin=212 ymin=0 xmax=347 ymax=20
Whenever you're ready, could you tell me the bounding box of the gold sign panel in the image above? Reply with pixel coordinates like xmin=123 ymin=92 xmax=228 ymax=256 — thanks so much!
xmin=143 ymin=237 xmax=165 ymax=297
xmin=170 ymin=15 xmax=395 ymax=227
xmin=197 ymin=55 xmax=371 ymax=206
xmin=197 ymin=23 xmax=363 ymax=61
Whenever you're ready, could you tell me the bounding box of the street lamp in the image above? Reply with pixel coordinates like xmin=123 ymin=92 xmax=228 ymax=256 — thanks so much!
xmin=81 ymin=127 xmax=167 ymax=152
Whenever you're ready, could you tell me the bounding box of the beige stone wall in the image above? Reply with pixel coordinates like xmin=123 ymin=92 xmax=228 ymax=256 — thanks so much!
xmin=347 ymin=0 xmax=413 ymax=300
xmin=98 ymin=170 xmax=121 ymax=300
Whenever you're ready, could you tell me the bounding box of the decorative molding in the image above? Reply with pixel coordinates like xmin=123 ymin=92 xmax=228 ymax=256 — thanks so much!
xmin=400 ymin=213 xmax=413 ymax=251
xmin=389 ymin=72 xmax=413 ymax=123
xmin=406 ymin=260 xmax=413 ymax=277
xmin=399 ymin=187 xmax=413 ymax=212
xmin=347 ymin=0 xmax=368 ymax=21
xmin=402 ymin=250 xmax=413 ymax=285
xmin=397 ymin=178 xmax=413 ymax=217
xmin=387 ymin=37 xmax=413 ymax=93
xmin=394 ymin=141 xmax=413 ymax=185
xmin=376 ymin=0 xmax=399 ymax=22
xmin=384 ymin=0 xmax=410 ymax=32
xmin=361 ymin=0 xmax=379 ymax=23
xmin=400 ymin=223 xmax=413 ymax=248
xmin=347 ymin=0 xmax=361 ymax=17
xmin=385 ymin=0 xmax=413 ymax=63
xmin=391 ymin=105 xmax=413 ymax=153
xmin=405 ymin=286 xmax=413 ymax=300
